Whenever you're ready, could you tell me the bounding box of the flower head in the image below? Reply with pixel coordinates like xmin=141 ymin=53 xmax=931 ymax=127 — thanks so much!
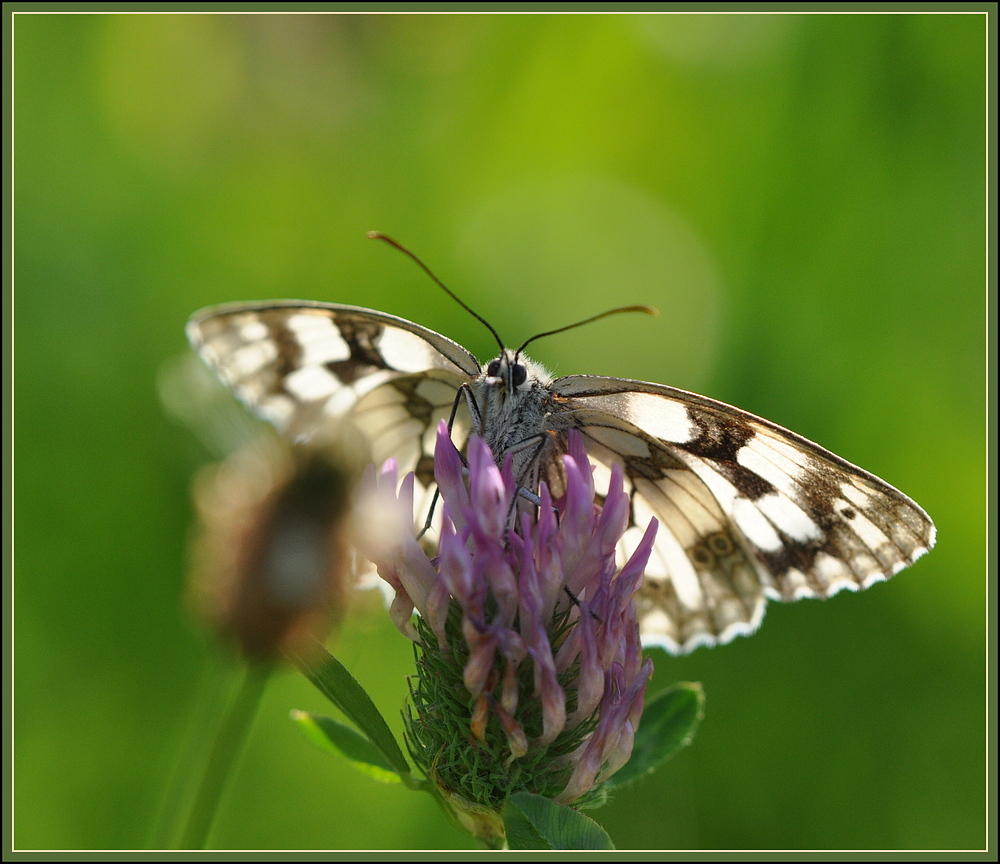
xmin=360 ymin=422 xmax=657 ymax=819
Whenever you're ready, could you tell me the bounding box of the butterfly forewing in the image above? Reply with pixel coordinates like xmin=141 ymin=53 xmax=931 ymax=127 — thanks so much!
xmin=188 ymin=299 xmax=477 ymax=444
xmin=188 ymin=300 xmax=935 ymax=655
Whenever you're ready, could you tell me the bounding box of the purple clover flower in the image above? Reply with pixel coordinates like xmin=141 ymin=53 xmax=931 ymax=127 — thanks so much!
xmin=360 ymin=421 xmax=657 ymax=819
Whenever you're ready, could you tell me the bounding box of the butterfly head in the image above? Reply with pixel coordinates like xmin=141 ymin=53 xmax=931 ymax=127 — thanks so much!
xmin=473 ymin=350 xmax=553 ymax=450
xmin=485 ymin=350 xmax=529 ymax=395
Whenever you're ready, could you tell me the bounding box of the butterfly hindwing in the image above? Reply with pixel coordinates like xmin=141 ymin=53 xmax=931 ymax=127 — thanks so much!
xmin=541 ymin=405 xmax=766 ymax=652
xmin=351 ymin=370 xmax=473 ymax=491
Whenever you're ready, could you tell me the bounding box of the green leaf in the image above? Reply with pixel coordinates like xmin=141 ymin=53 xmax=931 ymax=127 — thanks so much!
xmin=287 ymin=644 xmax=411 ymax=778
xmin=291 ymin=710 xmax=401 ymax=783
xmin=606 ymin=681 xmax=705 ymax=789
xmin=503 ymin=792 xmax=615 ymax=850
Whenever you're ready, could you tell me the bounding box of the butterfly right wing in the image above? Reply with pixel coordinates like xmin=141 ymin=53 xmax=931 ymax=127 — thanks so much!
xmin=187 ymin=300 xmax=480 ymax=445
xmin=549 ymin=375 xmax=935 ymax=654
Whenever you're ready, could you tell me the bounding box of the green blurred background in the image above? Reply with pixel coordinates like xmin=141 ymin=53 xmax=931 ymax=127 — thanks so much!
xmin=13 ymin=12 xmax=986 ymax=851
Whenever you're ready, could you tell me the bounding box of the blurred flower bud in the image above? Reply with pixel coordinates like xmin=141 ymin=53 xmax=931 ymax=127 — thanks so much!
xmin=188 ymin=433 xmax=362 ymax=664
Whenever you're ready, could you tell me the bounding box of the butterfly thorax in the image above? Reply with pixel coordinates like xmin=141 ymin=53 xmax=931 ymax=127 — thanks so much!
xmin=469 ymin=350 xmax=556 ymax=484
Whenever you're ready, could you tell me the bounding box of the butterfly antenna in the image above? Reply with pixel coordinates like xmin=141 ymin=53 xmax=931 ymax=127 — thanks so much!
xmin=515 ymin=305 xmax=658 ymax=357
xmin=368 ymin=231 xmax=505 ymax=353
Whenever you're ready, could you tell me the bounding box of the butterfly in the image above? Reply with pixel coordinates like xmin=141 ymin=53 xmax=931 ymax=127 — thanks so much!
xmin=187 ymin=276 xmax=935 ymax=655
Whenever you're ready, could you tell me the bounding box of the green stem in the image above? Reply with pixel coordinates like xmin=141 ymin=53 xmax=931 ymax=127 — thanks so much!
xmin=176 ymin=662 xmax=271 ymax=849
xmin=153 ymin=652 xmax=232 ymax=848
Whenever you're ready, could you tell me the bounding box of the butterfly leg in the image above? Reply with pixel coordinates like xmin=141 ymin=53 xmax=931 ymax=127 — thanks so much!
xmin=509 ymin=433 xmax=550 ymax=496
xmin=503 ymin=434 xmax=554 ymax=530
xmin=417 ymin=488 xmax=442 ymax=540
xmin=563 ymin=585 xmax=602 ymax=622
xmin=457 ymin=382 xmax=483 ymax=437
xmin=417 ymin=384 xmax=483 ymax=540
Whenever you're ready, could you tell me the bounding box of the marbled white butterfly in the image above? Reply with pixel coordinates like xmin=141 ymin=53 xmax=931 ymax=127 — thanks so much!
xmin=187 ymin=240 xmax=935 ymax=654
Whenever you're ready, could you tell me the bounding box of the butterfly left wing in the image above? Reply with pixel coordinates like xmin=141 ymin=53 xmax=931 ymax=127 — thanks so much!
xmin=188 ymin=301 xmax=481 ymax=519
xmin=548 ymin=375 xmax=936 ymax=654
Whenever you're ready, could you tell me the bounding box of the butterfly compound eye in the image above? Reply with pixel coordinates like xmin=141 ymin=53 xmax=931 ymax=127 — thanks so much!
xmin=511 ymin=364 xmax=527 ymax=387
xmin=487 ymin=359 xmax=501 ymax=377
